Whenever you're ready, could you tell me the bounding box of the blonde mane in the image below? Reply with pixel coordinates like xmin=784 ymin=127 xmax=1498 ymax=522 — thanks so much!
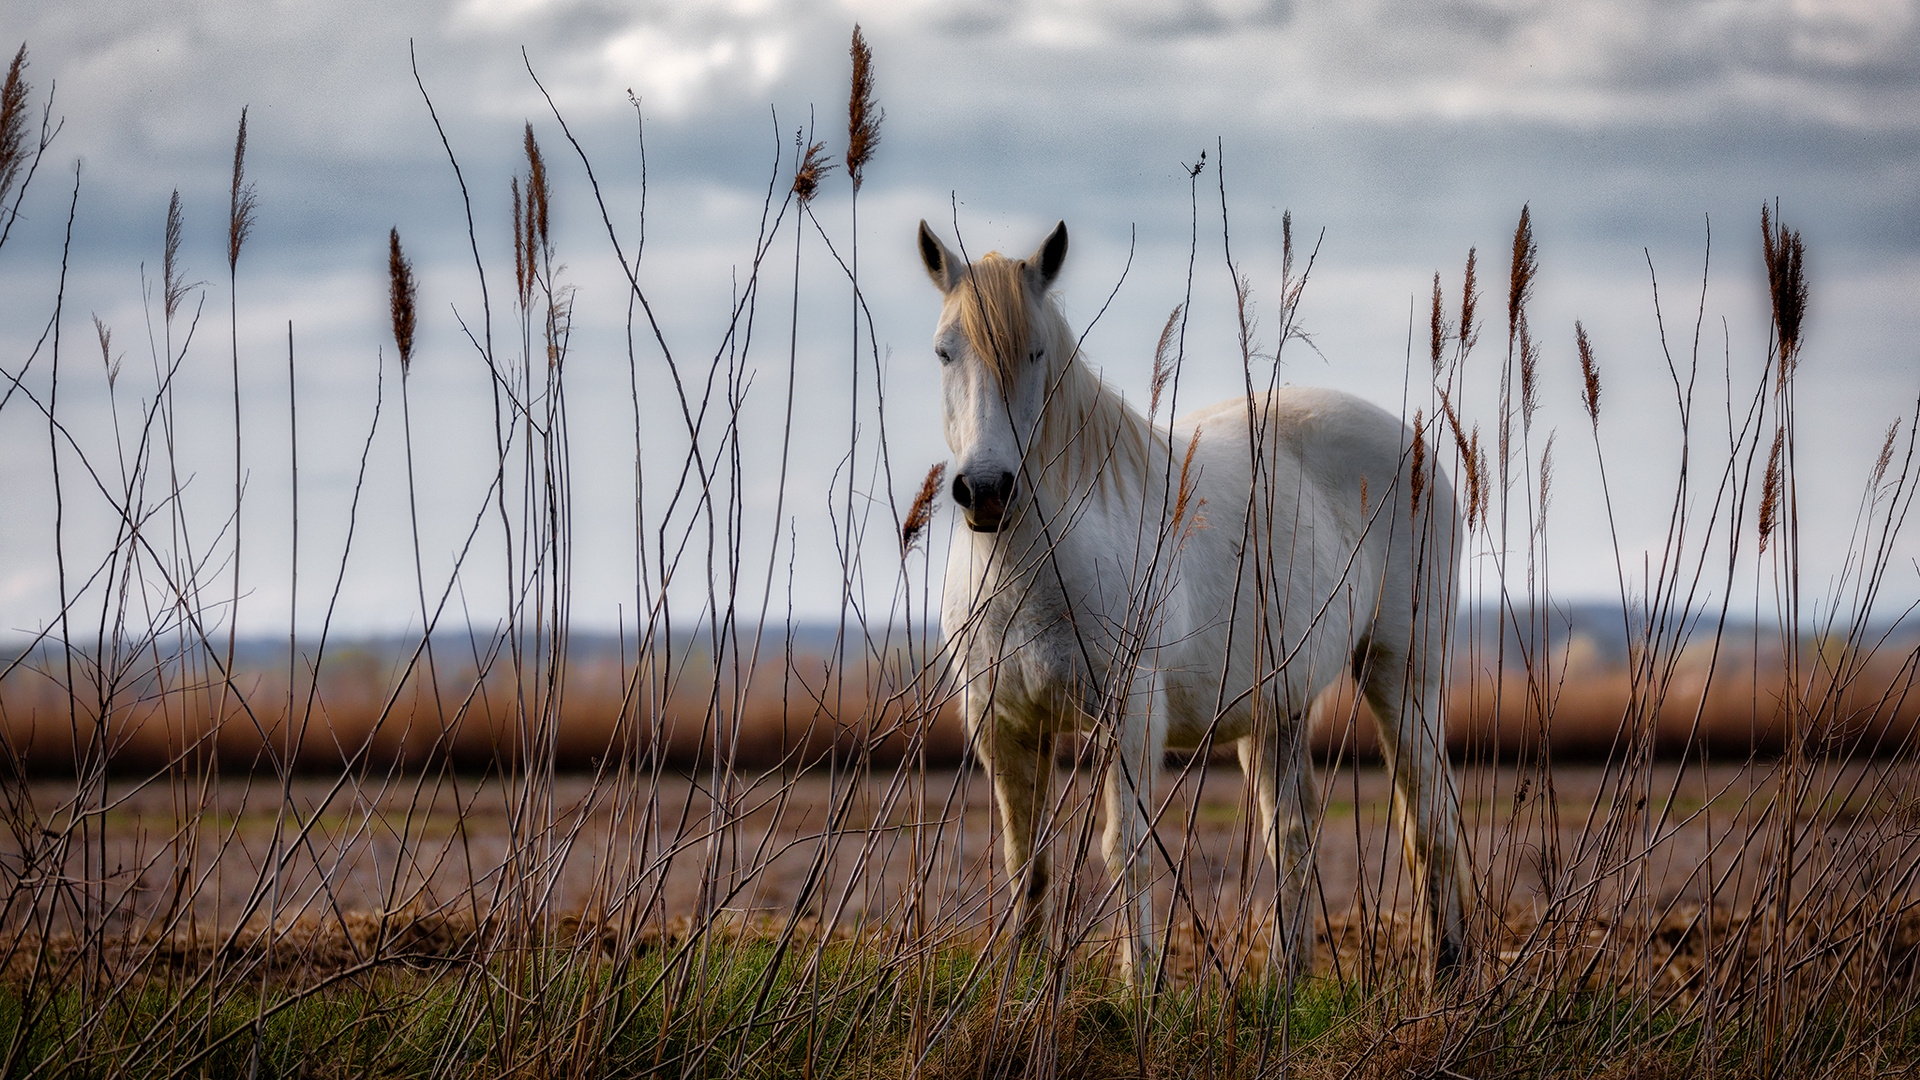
xmin=951 ymin=252 xmax=1158 ymax=503
xmin=952 ymin=253 xmax=1032 ymax=382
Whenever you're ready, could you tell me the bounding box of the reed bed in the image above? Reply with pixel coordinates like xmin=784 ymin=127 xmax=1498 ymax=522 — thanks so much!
xmin=1 ymin=31 xmax=1918 ymax=1079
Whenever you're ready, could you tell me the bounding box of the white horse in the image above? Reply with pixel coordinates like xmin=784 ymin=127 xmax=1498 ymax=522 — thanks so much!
xmin=918 ymin=219 xmax=1472 ymax=988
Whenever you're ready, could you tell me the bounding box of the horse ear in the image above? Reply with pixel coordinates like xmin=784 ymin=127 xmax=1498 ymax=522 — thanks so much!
xmin=1024 ymin=221 xmax=1068 ymax=291
xmin=918 ymin=220 xmax=961 ymax=293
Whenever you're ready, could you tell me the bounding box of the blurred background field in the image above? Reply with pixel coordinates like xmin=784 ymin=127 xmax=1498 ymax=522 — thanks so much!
xmin=6 ymin=609 xmax=1916 ymax=776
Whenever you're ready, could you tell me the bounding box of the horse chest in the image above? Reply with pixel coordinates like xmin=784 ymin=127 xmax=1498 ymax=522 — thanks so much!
xmin=945 ymin=549 xmax=1107 ymax=732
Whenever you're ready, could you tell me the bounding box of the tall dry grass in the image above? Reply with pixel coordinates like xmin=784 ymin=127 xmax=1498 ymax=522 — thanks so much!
xmin=0 ymin=32 xmax=1917 ymax=1080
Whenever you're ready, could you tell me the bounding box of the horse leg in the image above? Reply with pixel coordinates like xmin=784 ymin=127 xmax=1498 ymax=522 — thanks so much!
xmin=1102 ymin=678 xmax=1163 ymax=989
xmin=1356 ymin=636 xmax=1471 ymax=971
xmin=1238 ymin=715 xmax=1321 ymax=987
xmin=988 ymin=725 xmax=1056 ymax=951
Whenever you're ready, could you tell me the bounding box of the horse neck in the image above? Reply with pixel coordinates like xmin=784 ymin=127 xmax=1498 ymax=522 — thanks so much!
xmin=1028 ymin=330 xmax=1164 ymax=511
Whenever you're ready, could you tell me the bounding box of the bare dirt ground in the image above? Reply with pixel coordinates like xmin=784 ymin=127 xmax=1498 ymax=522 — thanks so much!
xmin=11 ymin=757 xmax=1916 ymax=968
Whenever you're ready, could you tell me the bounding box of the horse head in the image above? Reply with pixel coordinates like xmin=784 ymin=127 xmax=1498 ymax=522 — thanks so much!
xmin=917 ymin=220 xmax=1069 ymax=533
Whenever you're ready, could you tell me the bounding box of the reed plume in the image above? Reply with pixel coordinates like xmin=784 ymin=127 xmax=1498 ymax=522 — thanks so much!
xmin=93 ymin=314 xmax=118 ymax=389
xmin=1576 ymin=320 xmax=1601 ymax=423
xmin=524 ymin=123 xmax=549 ymax=249
xmin=227 ymin=107 xmax=256 ymax=271
xmin=1510 ymin=206 xmax=1540 ymax=433
xmin=1458 ymin=246 xmax=1478 ymax=350
xmin=1760 ymin=424 xmax=1785 ymax=553
xmin=846 ymin=26 xmax=881 ymax=191
xmin=1537 ymin=433 xmax=1555 ymax=524
xmin=512 ymin=176 xmax=527 ymax=306
xmin=163 ymin=190 xmax=191 ymax=324
xmin=1151 ymin=305 xmax=1182 ymax=418
xmin=1174 ymin=427 xmax=1207 ymax=537
xmin=0 ymin=45 xmax=27 ymax=209
xmin=389 ymin=227 xmax=417 ymax=372
xmin=792 ymin=136 xmax=832 ymax=205
xmin=1410 ymin=408 xmax=1426 ymax=515
xmin=1508 ymin=204 xmax=1537 ymax=345
xmin=1470 ymin=426 xmax=1487 ymax=527
xmin=901 ymin=463 xmax=945 ymax=555
xmin=1429 ymin=272 xmax=1446 ymax=375
xmin=1762 ymin=201 xmax=1808 ymax=387
xmin=1872 ymin=420 xmax=1900 ymax=491
xmin=1438 ymin=390 xmax=1483 ymax=531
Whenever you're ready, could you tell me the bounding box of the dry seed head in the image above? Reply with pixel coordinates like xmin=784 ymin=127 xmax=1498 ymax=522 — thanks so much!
xmin=1151 ymin=304 xmax=1182 ymax=418
xmin=1174 ymin=427 xmax=1204 ymax=530
xmin=0 ymin=45 xmax=28 ymax=210
xmin=1761 ymin=201 xmax=1808 ymax=387
xmin=846 ymin=26 xmax=882 ymax=191
xmin=1429 ymin=272 xmax=1446 ymax=375
xmin=1519 ymin=316 xmax=1539 ymax=432
xmin=523 ymin=123 xmax=550 ymax=249
xmin=162 ymin=190 xmax=191 ymax=324
xmin=1872 ymin=419 xmax=1899 ymax=492
xmin=1360 ymin=476 xmax=1369 ymax=515
xmin=792 ymin=137 xmax=833 ymax=205
xmin=93 ymin=314 xmax=119 ymax=389
xmin=1508 ymin=204 xmax=1537 ymax=351
xmin=1438 ymin=390 xmax=1482 ymax=531
xmin=512 ymin=176 xmax=527 ymax=306
xmin=901 ymin=462 xmax=946 ymax=555
xmin=227 ymin=107 xmax=256 ymax=272
xmin=1538 ymin=433 xmax=1555 ymax=524
xmin=1410 ymin=409 xmax=1426 ymax=516
xmin=388 ymin=227 xmax=417 ymax=373
xmin=1760 ymin=425 xmax=1785 ymax=553
xmin=1470 ymin=426 xmax=1487 ymax=528
xmin=1458 ymin=246 xmax=1479 ymax=351
xmin=1174 ymin=429 xmax=1210 ymax=545
xmin=1576 ymin=320 xmax=1601 ymax=424
xmin=1280 ymin=210 xmax=1295 ymax=291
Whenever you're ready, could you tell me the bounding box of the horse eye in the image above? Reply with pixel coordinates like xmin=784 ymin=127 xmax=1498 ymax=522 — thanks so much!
xmin=936 ymin=347 xmax=953 ymax=365
xmin=1029 ymin=348 xmax=1044 ymax=363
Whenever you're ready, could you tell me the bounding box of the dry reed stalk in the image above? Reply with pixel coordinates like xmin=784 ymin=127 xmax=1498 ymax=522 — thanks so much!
xmin=388 ymin=228 xmax=417 ymax=371
xmin=846 ymin=26 xmax=881 ymax=191
xmin=901 ymin=462 xmax=945 ymax=554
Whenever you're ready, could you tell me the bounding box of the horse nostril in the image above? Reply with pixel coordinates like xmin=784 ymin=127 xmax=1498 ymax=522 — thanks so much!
xmin=951 ymin=473 xmax=975 ymax=510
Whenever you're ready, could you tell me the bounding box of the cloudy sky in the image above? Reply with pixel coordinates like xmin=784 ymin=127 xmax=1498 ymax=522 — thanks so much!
xmin=2 ymin=0 xmax=1917 ymax=647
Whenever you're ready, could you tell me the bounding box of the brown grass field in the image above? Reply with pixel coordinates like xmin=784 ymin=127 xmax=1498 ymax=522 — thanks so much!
xmin=4 ymin=31 xmax=1920 ymax=1077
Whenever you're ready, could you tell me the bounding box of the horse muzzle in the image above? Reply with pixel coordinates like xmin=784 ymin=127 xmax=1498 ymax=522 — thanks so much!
xmin=952 ymin=469 xmax=1017 ymax=533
